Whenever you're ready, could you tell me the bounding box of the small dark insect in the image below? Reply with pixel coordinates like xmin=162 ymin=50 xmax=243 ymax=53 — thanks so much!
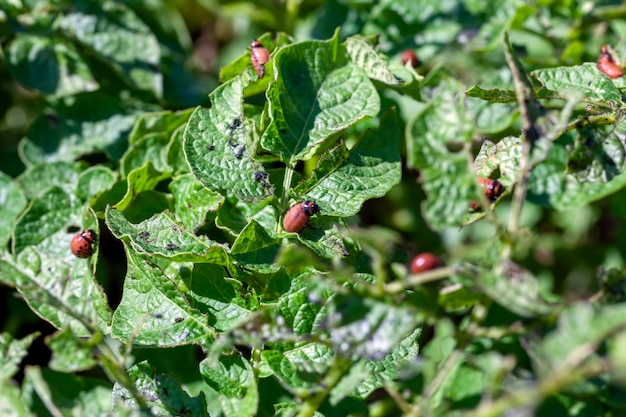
xmin=254 ymin=171 xmax=269 ymax=187
xmin=226 ymin=118 xmax=243 ymax=146
xmin=410 ymin=253 xmax=444 ymax=274
xmin=165 ymin=243 xmax=180 ymax=251
xmin=235 ymin=145 xmax=245 ymax=159
xmin=283 ymin=200 xmax=320 ymax=233
xmin=70 ymin=229 xmax=97 ymax=258
xmin=207 ymin=145 xmax=215 ymax=151
xmin=250 ymin=39 xmax=270 ymax=79
xmin=401 ymin=49 xmax=420 ymax=68
xmin=138 ymin=230 xmax=150 ymax=240
xmin=174 ymin=317 xmax=184 ymax=323
xmin=597 ymin=45 xmax=624 ymax=79
xmin=228 ymin=118 xmax=242 ymax=131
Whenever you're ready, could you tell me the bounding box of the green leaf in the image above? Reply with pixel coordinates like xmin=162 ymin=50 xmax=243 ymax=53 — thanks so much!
xmin=121 ymin=109 xmax=193 ymax=176
xmin=528 ymin=142 xmax=626 ymax=210
xmin=261 ymin=29 xmax=380 ymax=163
xmin=0 ymin=172 xmax=28 ymax=249
xmin=112 ymin=361 xmax=208 ymax=416
xmin=219 ymin=32 xmax=290 ymax=82
xmin=166 ymin=125 xmax=191 ymax=175
xmin=184 ymin=73 xmax=274 ymax=203
xmin=129 ymin=109 xmax=194 ymax=145
xmin=275 ymin=402 xmax=324 ymax=417
xmin=299 ymin=110 xmax=401 ymax=217
xmin=106 ymin=208 xmax=230 ymax=265
xmin=567 ymin=123 xmax=626 ymax=183
xmin=16 ymin=161 xmax=85 ymax=199
xmin=113 ymin=162 xmax=170 ymax=212
xmin=212 ymin=373 xmax=259 ymax=417
xmin=187 ymin=264 xmax=250 ymax=331
xmin=169 ymin=174 xmax=224 ymax=232
xmin=422 ymin=159 xmax=477 ymax=230
xmin=120 ymin=132 xmax=171 ymax=177
xmin=474 ymin=267 xmax=556 ymax=317
xmin=292 ymin=222 xmax=351 ymax=259
xmin=534 ymin=303 xmax=626 ymax=371
xmin=421 ymin=318 xmax=462 ymax=413
xmin=345 ymin=36 xmax=401 ymax=86
xmin=262 ymin=344 xmax=334 ymax=390
xmin=5 ymin=34 xmax=97 ymax=96
xmin=466 ymin=85 xmax=559 ymax=103
xmin=470 ymin=99 xmax=518 ymax=136
xmin=219 ymin=32 xmax=292 ymax=97
xmin=473 ymin=136 xmax=522 ymax=186
xmin=465 ymin=85 xmax=518 ymax=103
xmin=0 ymin=382 xmax=28 ymax=414
xmin=231 ymin=220 xmax=282 ymax=273
xmin=20 ymin=93 xmax=150 ymax=165
xmin=215 ymin=198 xmax=277 ymax=237
xmin=276 ymin=275 xmax=326 ymax=336
xmin=56 ymin=2 xmax=162 ymax=96
xmin=23 ymin=367 xmax=112 ymax=416
xmin=76 ymin=166 xmax=117 ymax=201
xmin=0 ymin=242 xmax=111 ymax=337
xmin=325 ymin=295 xmax=421 ymax=360
xmin=531 ymin=64 xmax=621 ymax=102
xmin=0 ymin=331 xmax=40 ymax=381
xmin=110 ymin=250 xmax=215 ymax=347
xmin=46 ymin=329 xmax=98 ymax=372
xmin=407 ymin=78 xmax=487 ymax=229
xmin=608 ymin=331 xmax=626 ymax=384
xmin=340 ymin=327 xmax=421 ymax=401
xmin=199 ymin=354 xmax=254 ymax=398
xmin=12 ymin=187 xmax=82 ymax=254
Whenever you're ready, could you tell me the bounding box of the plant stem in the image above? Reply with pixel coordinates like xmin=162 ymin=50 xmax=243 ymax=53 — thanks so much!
xmin=467 ymin=358 xmax=606 ymax=417
xmin=385 ymin=266 xmax=454 ymax=294
xmin=296 ymin=355 xmax=351 ymax=417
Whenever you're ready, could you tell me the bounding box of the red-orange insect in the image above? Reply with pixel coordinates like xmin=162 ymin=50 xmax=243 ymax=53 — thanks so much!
xmin=410 ymin=253 xmax=444 ymax=274
xmin=70 ymin=229 xmax=97 ymax=258
xmin=250 ymin=39 xmax=270 ymax=79
xmin=470 ymin=177 xmax=505 ymax=211
xmin=478 ymin=177 xmax=505 ymax=202
xmin=283 ymin=201 xmax=320 ymax=233
xmin=597 ymin=45 xmax=624 ymax=79
xmin=401 ymin=49 xmax=420 ymax=68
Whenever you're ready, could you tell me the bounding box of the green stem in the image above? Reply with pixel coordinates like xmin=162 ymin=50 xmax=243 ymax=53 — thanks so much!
xmin=279 ymin=162 xmax=296 ymax=232
xmin=468 ymin=358 xmax=606 ymax=417
xmin=284 ymin=0 xmax=301 ymax=34
xmin=384 ymin=266 xmax=454 ymax=294
xmin=296 ymin=355 xmax=351 ymax=417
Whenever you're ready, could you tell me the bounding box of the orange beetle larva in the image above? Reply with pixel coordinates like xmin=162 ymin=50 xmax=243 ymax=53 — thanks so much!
xmin=401 ymin=49 xmax=420 ymax=68
xmin=250 ymin=39 xmax=270 ymax=79
xmin=478 ymin=177 xmax=505 ymax=202
xmin=410 ymin=253 xmax=444 ymax=274
xmin=283 ymin=201 xmax=320 ymax=233
xmin=70 ymin=229 xmax=97 ymax=258
xmin=470 ymin=177 xmax=506 ymax=212
xmin=597 ymin=45 xmax=624 ymax=79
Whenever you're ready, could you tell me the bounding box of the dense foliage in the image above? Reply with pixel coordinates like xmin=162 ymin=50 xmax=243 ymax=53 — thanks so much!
xmin=2 ymin=1 xmax=626 ymax=416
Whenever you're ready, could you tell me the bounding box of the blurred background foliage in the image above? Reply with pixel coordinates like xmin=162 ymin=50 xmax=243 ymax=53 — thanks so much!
xmin=2 ymin=0 xmax=626 ymax=385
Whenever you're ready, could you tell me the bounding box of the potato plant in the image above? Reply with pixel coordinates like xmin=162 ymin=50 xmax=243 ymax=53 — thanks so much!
xmin=1 ymin=1 xmax=626 ymax=417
